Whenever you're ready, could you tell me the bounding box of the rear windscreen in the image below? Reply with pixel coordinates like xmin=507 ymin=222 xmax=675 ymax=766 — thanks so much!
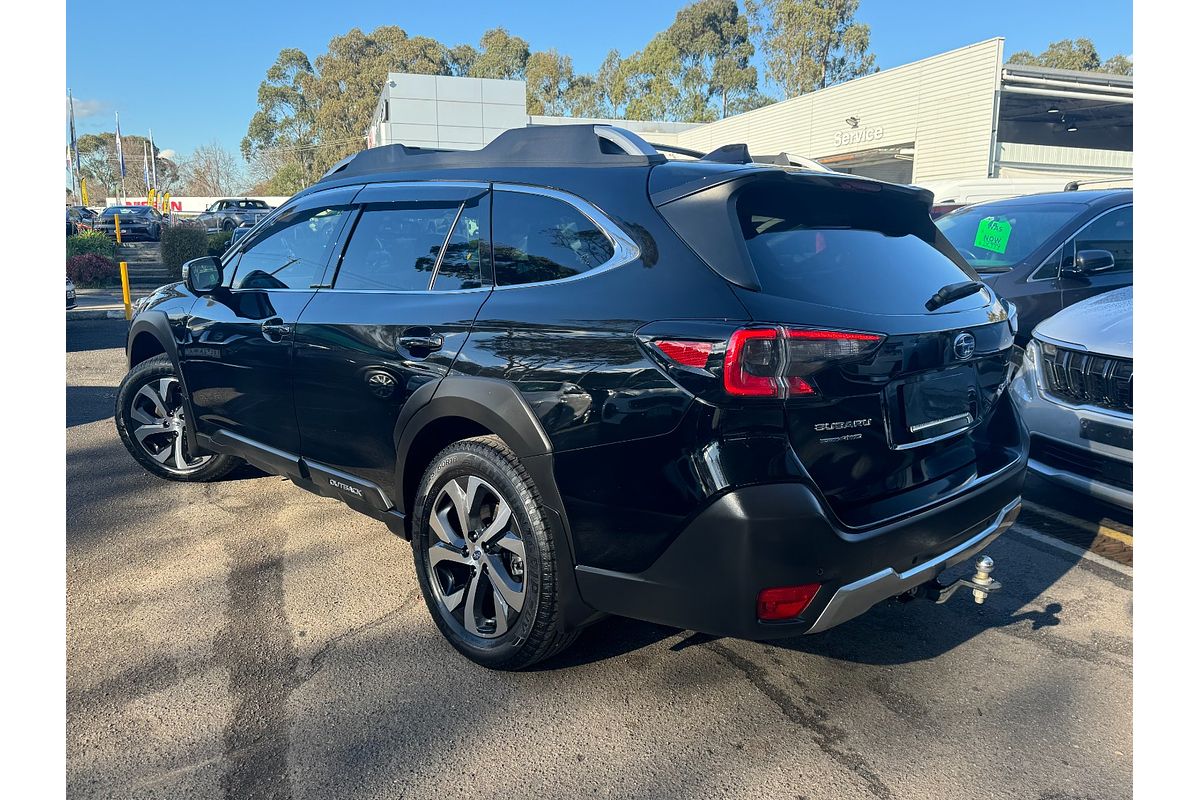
xmin=736 ymin=182 xmax=983 ymax=314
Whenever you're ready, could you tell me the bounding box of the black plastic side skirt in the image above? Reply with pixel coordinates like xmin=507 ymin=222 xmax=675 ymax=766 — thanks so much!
xmin=197 ymin=428 xmax=407 ymax=536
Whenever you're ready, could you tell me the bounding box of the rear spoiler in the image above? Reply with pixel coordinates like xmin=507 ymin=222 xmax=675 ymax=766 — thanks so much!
xmin=650 ymin=163 xmax=933 ymax=208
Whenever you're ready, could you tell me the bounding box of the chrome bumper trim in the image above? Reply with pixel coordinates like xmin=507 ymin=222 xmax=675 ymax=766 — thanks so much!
xmin=806 ymin=497 xmax=1022 ymax=634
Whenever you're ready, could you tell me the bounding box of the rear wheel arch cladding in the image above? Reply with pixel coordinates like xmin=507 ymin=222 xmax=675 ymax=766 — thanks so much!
xmin=395 ymin=382 xmax=591 ymax=631
xmin=394 ymin=377 xmax=556 ymax=530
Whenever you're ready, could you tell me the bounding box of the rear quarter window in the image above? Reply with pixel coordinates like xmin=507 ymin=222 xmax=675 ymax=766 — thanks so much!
xmin=492 ymin=190 xmax=614 ymax=286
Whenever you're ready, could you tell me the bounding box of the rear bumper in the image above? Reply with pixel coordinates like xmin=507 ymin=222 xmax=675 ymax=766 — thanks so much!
xmin=807 ymin=497 xmax=1019 ymax=632
xmin=574 ymin=455 xmax=1026 ymax=639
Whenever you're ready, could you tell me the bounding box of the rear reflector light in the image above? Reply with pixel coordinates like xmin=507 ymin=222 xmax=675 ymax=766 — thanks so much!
xmin=654 ymin=340 xmax=714 ymax=369
xmin=757 ymin=584 xmax=821 ymax=621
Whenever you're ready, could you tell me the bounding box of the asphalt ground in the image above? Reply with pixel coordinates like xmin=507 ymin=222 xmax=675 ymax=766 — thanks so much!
xmin=66 ymin=318 xmax=1133 ymax=800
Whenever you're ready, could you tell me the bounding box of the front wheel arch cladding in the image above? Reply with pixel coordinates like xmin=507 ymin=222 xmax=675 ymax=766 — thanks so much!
xmin=126 ymin=313 xmax=199 ymax=454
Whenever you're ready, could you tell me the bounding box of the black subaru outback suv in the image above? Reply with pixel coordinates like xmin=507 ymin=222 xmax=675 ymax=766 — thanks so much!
xmin=115 ymin=125 xmax=1027 ymax=669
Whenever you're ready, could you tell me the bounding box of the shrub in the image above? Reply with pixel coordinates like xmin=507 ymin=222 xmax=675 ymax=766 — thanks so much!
xmin=67 ymin=230 xmax=116 ymax=262
xmin=160 ymin=225 xmax=209 ymax=281
xmin=207 ymin=230 xmax=234 ymax=258
xmin=67 ymin=254 xmax=119 ymax=288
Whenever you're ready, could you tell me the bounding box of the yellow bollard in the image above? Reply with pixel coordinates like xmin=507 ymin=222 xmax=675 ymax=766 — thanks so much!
xmin=120 ymin=261 xmax=132 ymax=320
xmin=114 ymin=214 xmax=122 ymax=244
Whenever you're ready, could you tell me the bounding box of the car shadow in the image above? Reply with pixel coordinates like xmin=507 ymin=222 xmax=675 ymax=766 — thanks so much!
xmin=533 ymin=521 xmax=1116 ymax=670
xmin=67 ymin=318 xmax=129 ymax=353
xmin=67 ymin=386 xmax=118 ymax=428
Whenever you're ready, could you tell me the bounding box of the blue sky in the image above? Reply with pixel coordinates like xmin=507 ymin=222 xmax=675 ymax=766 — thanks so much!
xmin=65 ymin=0 xmax=1132 ymax=159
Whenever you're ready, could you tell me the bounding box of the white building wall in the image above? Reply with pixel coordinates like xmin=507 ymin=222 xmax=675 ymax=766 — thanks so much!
xmin=375 ymin=74 xmax=528 ymax=150
xmin=675 ymin=38 xmax=1004 ymax=184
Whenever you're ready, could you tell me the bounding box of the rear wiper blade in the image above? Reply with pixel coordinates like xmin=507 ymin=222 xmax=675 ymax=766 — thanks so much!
xmin=926 ymin=280 xmax=986 ymax=311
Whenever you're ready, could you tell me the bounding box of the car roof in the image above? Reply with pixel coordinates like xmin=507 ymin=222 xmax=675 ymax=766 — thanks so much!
xmin=966 ymin=189 xmax=1131 ymax=208
xmin=304 ymin=125 xmax=936 ymax=211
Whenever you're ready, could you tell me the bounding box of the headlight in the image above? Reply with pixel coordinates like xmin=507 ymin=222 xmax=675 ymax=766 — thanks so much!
xmin=1022 ymin=339 xmax=1038 ymax=367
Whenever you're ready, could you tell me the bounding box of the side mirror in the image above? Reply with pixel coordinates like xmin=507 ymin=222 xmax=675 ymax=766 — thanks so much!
xmin=1065 ymin=249 xmax=1116 ymax=277
xmin=183 ymin=256 xmax=223 ymax=294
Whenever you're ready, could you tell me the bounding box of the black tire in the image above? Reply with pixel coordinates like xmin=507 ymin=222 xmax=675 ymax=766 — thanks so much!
xmin=114 ymin=355 xmax=241 ymax=482
xmin=412 ymin=435 xmax=578 ymax=670
xmin=221 ymin=219 xmax=236 ymax=232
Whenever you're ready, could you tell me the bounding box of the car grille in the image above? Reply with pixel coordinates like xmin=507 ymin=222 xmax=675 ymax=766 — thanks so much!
xmin=1039 ymin=343 xmax=1132 ymax=413
xmin=1030 ymin=435 xmax=1132 ymax=491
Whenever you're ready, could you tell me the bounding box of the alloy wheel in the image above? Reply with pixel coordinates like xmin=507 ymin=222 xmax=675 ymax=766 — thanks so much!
xmin=128 ymin=376 xmax=212 ymax=474
xmin=427 ymin=475 xmax=527 ymax=639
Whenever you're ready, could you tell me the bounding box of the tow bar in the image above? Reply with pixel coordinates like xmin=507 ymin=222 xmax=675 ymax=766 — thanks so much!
xmin=907 ymin=555 xmax=1002 ymax=605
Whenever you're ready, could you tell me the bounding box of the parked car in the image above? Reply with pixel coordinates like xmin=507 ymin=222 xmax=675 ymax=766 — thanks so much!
xmin=1012 ymin=287 xmax=1132 ymax=509
xmin=66 ymin=205 xmax=95 ymax=235
xmin=72 ymin=205 xmax=98 ymax=226
xmin=66 ymin=276 xmax=76 ymax=309
xmin=94 ymin=206 xmax=165 ymax=241
xmin=228 ymin=224 xmax=254 ymax=249
xmin=935 ymin=190 xmax=1132 ymax=343
xmin=114 ymin=125 xmax=1026 ymax=669
xmin=193 ymin=198 xmax=273 ymax=233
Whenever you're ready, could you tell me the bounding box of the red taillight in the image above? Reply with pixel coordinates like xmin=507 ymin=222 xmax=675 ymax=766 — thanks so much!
xmin=654 ymin=339 xmax=715 ymax=369
xmin=723 ymin=328 xmax=781 ymax=396
xmin=757 ymin=584 xmax=821 ymax=621
xmin=653 ymin=326 xmax=882 ymax=399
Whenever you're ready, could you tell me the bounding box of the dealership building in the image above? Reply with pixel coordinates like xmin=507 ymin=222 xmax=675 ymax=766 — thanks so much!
xmin=367 ymin=38 xmax=1131 ymax=200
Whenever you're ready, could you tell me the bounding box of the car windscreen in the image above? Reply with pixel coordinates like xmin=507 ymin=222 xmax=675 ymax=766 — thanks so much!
xmin=235 ymin=200 xmax=268 ymax=209
xmin=734 ymin=182 xmax=983 ymax=314
xmin=935 ymin=201 xmax=1084 ymax=271
xmin=101 ymin=207 xmax=151 ymax=217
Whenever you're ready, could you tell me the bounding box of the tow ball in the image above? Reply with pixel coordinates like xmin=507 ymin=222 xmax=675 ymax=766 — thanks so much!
xmin=907 ymin=555 xmax=1002 ymax=605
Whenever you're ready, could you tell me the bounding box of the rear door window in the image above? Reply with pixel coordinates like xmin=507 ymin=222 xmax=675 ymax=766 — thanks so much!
xmin=737 ymin=182 xmax=983 ymax=314
xmin=492 ymin=190 xmax=614 ymax=286
xmin=333 ymin=203 xmax=459 ymax=291
xmin=432 ymin=194 xmax=490 ymax=291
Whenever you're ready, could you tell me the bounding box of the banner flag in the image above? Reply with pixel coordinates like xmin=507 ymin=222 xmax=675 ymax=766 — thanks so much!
xmin=69 ymin=90 xmax=81 ymax=175
xmin=115 ymin=113 xmax=126 ymax=177
xmin=149 ymin=129 xmax=158 ymax=190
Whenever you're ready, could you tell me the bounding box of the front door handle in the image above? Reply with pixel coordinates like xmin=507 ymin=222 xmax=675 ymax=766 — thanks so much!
xmin=261 ymin=318 xmax=292 ymax=342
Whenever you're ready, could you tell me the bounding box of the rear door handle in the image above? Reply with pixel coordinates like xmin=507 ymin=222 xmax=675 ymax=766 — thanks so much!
xmin=397 ymin=332 xmax=444 ymax=353
xmin=261 ymin=319 xmax=292 ymax=341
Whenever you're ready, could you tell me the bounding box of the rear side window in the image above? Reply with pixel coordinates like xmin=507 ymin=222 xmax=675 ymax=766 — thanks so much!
xmin=492 ymin=191 xmax=614 ymax=286
xmin=737 ymin=182 xmax=982 ymax=314
xmin=334 ymin=203 xmax=458 ymax=291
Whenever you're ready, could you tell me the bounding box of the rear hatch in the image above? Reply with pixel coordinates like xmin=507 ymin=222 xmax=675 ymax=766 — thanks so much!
xmin=655 ymin=169 xmax=1021 ymax=527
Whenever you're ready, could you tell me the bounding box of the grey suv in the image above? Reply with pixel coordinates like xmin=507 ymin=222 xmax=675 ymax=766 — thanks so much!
xmin=194 ymin=198 xmax=273 ymax=233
